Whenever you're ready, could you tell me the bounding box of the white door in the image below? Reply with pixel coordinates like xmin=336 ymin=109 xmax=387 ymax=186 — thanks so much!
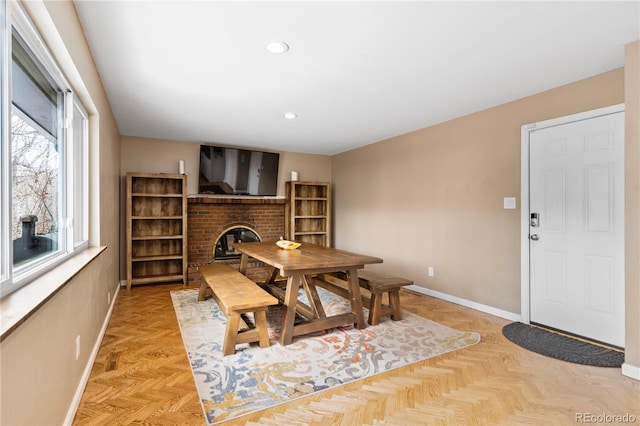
xmin=529 ymin=111 xmax=624 ymax=347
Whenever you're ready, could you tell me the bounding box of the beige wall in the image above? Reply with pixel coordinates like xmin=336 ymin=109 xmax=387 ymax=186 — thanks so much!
xmin=120 ymin=136 xmax=332 ymax=196
xmin=625 ymin=40 xmax=640 ymax=372
xmin=0 ymin=1 xmax=122 ymax=425
xmin=333 ymin=62 xmax=640 ymax=373
xmin=119 ymin=136 xmax=332 ymax=277
xmin=332 ymin=69 xmax=624 ymax=316
xmin=1 ymin=9 xmax=634 ymax=426
xmin=0 ymin=256 xmax=110 ymax=424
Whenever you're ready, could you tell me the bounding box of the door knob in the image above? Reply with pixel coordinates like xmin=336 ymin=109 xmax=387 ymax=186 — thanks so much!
xmin=530 ymin=234 xmax=540 ymax=241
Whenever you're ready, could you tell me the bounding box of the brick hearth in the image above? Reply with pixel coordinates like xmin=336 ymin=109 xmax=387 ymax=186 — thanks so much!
xmin=187 ymin=196 xmax=285 ymax=285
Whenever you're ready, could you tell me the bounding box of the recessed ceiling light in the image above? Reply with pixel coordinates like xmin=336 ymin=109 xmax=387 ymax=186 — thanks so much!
xmin=283 ymin=112 xmax=297 ymax=120
xmin=266 ymin=41 xmax=289 ymax=54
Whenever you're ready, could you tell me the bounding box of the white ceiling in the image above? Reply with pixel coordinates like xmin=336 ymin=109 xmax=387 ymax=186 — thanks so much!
xmin=74 ymin=1 xmax=639 ymax=155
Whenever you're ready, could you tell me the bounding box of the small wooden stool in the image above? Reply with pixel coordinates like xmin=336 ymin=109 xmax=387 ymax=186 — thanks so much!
xmin=356 ymin=270 xmax=413 ymax=325
xmin=314 ymin=270 xmax=414 ymax=326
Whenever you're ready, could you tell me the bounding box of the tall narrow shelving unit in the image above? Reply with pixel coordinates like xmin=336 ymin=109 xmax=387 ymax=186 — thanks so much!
xmin=285 ymin=181 xmax=331 ymax=247
xmin=126 ymin=173 xmax=187 ymax=290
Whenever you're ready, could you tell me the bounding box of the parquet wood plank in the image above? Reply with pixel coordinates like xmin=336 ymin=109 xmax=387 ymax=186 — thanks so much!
xmin=73 ymin=285 xmax=640 ymax=426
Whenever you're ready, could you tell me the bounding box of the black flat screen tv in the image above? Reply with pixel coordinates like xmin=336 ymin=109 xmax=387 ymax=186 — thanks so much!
xmin=198 ymin=145 xmax=279 ymax=196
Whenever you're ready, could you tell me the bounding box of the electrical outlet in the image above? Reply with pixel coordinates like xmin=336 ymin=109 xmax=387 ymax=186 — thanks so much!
xmin=428 ymin=266 xmax=434 ymax=277
xmin=107 ymin=291 xmax=111 ymax=305
xmin=75 ymin=335 xmax=81 ymax=360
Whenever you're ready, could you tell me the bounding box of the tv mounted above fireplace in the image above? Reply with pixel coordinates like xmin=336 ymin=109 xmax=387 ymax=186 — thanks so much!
xmin=198 ymin=145 xmax=279 ymax=196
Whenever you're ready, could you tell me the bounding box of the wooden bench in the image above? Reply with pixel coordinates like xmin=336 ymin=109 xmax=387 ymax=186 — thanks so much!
xmin=315 ymin=270 xmax=413 ymax=325
xmin=197 ymin=263 xmax=278 ymax=356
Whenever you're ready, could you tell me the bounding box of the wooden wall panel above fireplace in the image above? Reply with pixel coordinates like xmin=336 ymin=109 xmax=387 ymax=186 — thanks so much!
xmin=188 ymin=195 xmax=285 ymax=205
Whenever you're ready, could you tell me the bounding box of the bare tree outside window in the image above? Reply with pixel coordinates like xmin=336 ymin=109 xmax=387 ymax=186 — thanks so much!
xmin=4 ymin=9 xmax=88 ymax=297
xmin=11 ymin=111 xmax=59 ymax=265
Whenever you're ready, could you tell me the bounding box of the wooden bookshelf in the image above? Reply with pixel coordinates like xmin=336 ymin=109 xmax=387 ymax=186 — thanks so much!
xmin=126 ymin=173 xmax=187 ymax=289
xmin=285 ymin=181 xmax=331 ymax=247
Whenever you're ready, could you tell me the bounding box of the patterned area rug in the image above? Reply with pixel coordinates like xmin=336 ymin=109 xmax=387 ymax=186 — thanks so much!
xmin=171 ymin=287 xmax=480 ymax=425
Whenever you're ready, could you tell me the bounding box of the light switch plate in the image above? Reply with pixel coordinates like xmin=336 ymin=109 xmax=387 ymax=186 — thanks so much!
xmin=504 ymin=197 xmax=517 ymax=209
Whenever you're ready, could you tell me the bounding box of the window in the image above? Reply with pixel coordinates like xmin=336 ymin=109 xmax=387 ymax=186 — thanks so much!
xmin=1 ymin=2 xmax=88 ymax=297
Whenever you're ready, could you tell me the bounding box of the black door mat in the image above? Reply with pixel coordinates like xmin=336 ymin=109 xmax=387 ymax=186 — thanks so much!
xmin=502 ymin=322 xmax=624 ymax=368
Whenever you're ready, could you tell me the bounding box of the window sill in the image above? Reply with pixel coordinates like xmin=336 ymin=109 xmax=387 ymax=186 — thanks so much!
xmin=0 ymin=246 xmax=106 ymax=341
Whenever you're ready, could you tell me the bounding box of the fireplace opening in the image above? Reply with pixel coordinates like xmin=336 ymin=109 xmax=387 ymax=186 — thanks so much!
xmin=214 ymin=226 xmax=261 ymax=261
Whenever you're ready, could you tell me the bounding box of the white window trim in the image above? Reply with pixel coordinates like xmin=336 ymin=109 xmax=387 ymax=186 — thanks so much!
xmin=71 ymin=94 xmax=89 ymax=251
xmin=1 ymin=0 xmax=90 ymax=298
xmin=1 ymin=0 xmax=10 ymax=288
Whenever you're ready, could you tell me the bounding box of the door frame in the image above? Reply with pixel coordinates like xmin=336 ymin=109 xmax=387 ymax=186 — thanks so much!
xmin=520 ymin=103 xmax=625 ymax=325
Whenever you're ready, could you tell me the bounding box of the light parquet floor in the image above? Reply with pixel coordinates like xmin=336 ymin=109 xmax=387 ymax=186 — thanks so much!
xmin=72 ymin=284 xmax=639 ymax=426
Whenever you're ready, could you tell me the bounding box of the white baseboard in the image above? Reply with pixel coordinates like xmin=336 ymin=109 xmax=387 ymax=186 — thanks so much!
xmin=406 ymin=286 xmax=639 ymax=380
xmin=622 ymin=363 xmax=640 ymax=381
xmin=119 ymin=279 xmax=126 ymax=287
xmin=406 ymin=285 xmax=521 ymax=322
xmin=64 ymin=283 xmax=121 ymax=425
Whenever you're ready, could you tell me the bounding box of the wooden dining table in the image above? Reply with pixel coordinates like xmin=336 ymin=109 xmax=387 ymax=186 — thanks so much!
xmin=234 ymin=241 xmax=383 ymax=345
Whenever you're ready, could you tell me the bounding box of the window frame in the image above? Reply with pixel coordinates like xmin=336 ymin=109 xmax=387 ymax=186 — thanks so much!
xmin=70 ymin=96 xmax=89 ymax=251
xmin=1 ymin=0 xmax=10 ymax=288
xmin=1 ymin=0 xmax=89 ymax=298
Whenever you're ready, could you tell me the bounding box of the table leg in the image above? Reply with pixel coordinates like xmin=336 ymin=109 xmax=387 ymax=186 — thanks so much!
xmin=265 ymin=266 xmax=279 ymax=284
xmin=346 ymin=268 xmax=366 ymax=329
xmin=197 ymin=277 xmax=209 ymax=301
xmin=302 ymin=275 xmax=326 ymax=319
xmin=239 ymin=253 xmax=249 ymax=275
xmin=280 ymin=274 xmax=301 ymax=345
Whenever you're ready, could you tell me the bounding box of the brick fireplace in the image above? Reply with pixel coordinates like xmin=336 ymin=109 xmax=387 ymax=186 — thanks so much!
xmin=187 ymin=196 xmax=285 ymax=285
